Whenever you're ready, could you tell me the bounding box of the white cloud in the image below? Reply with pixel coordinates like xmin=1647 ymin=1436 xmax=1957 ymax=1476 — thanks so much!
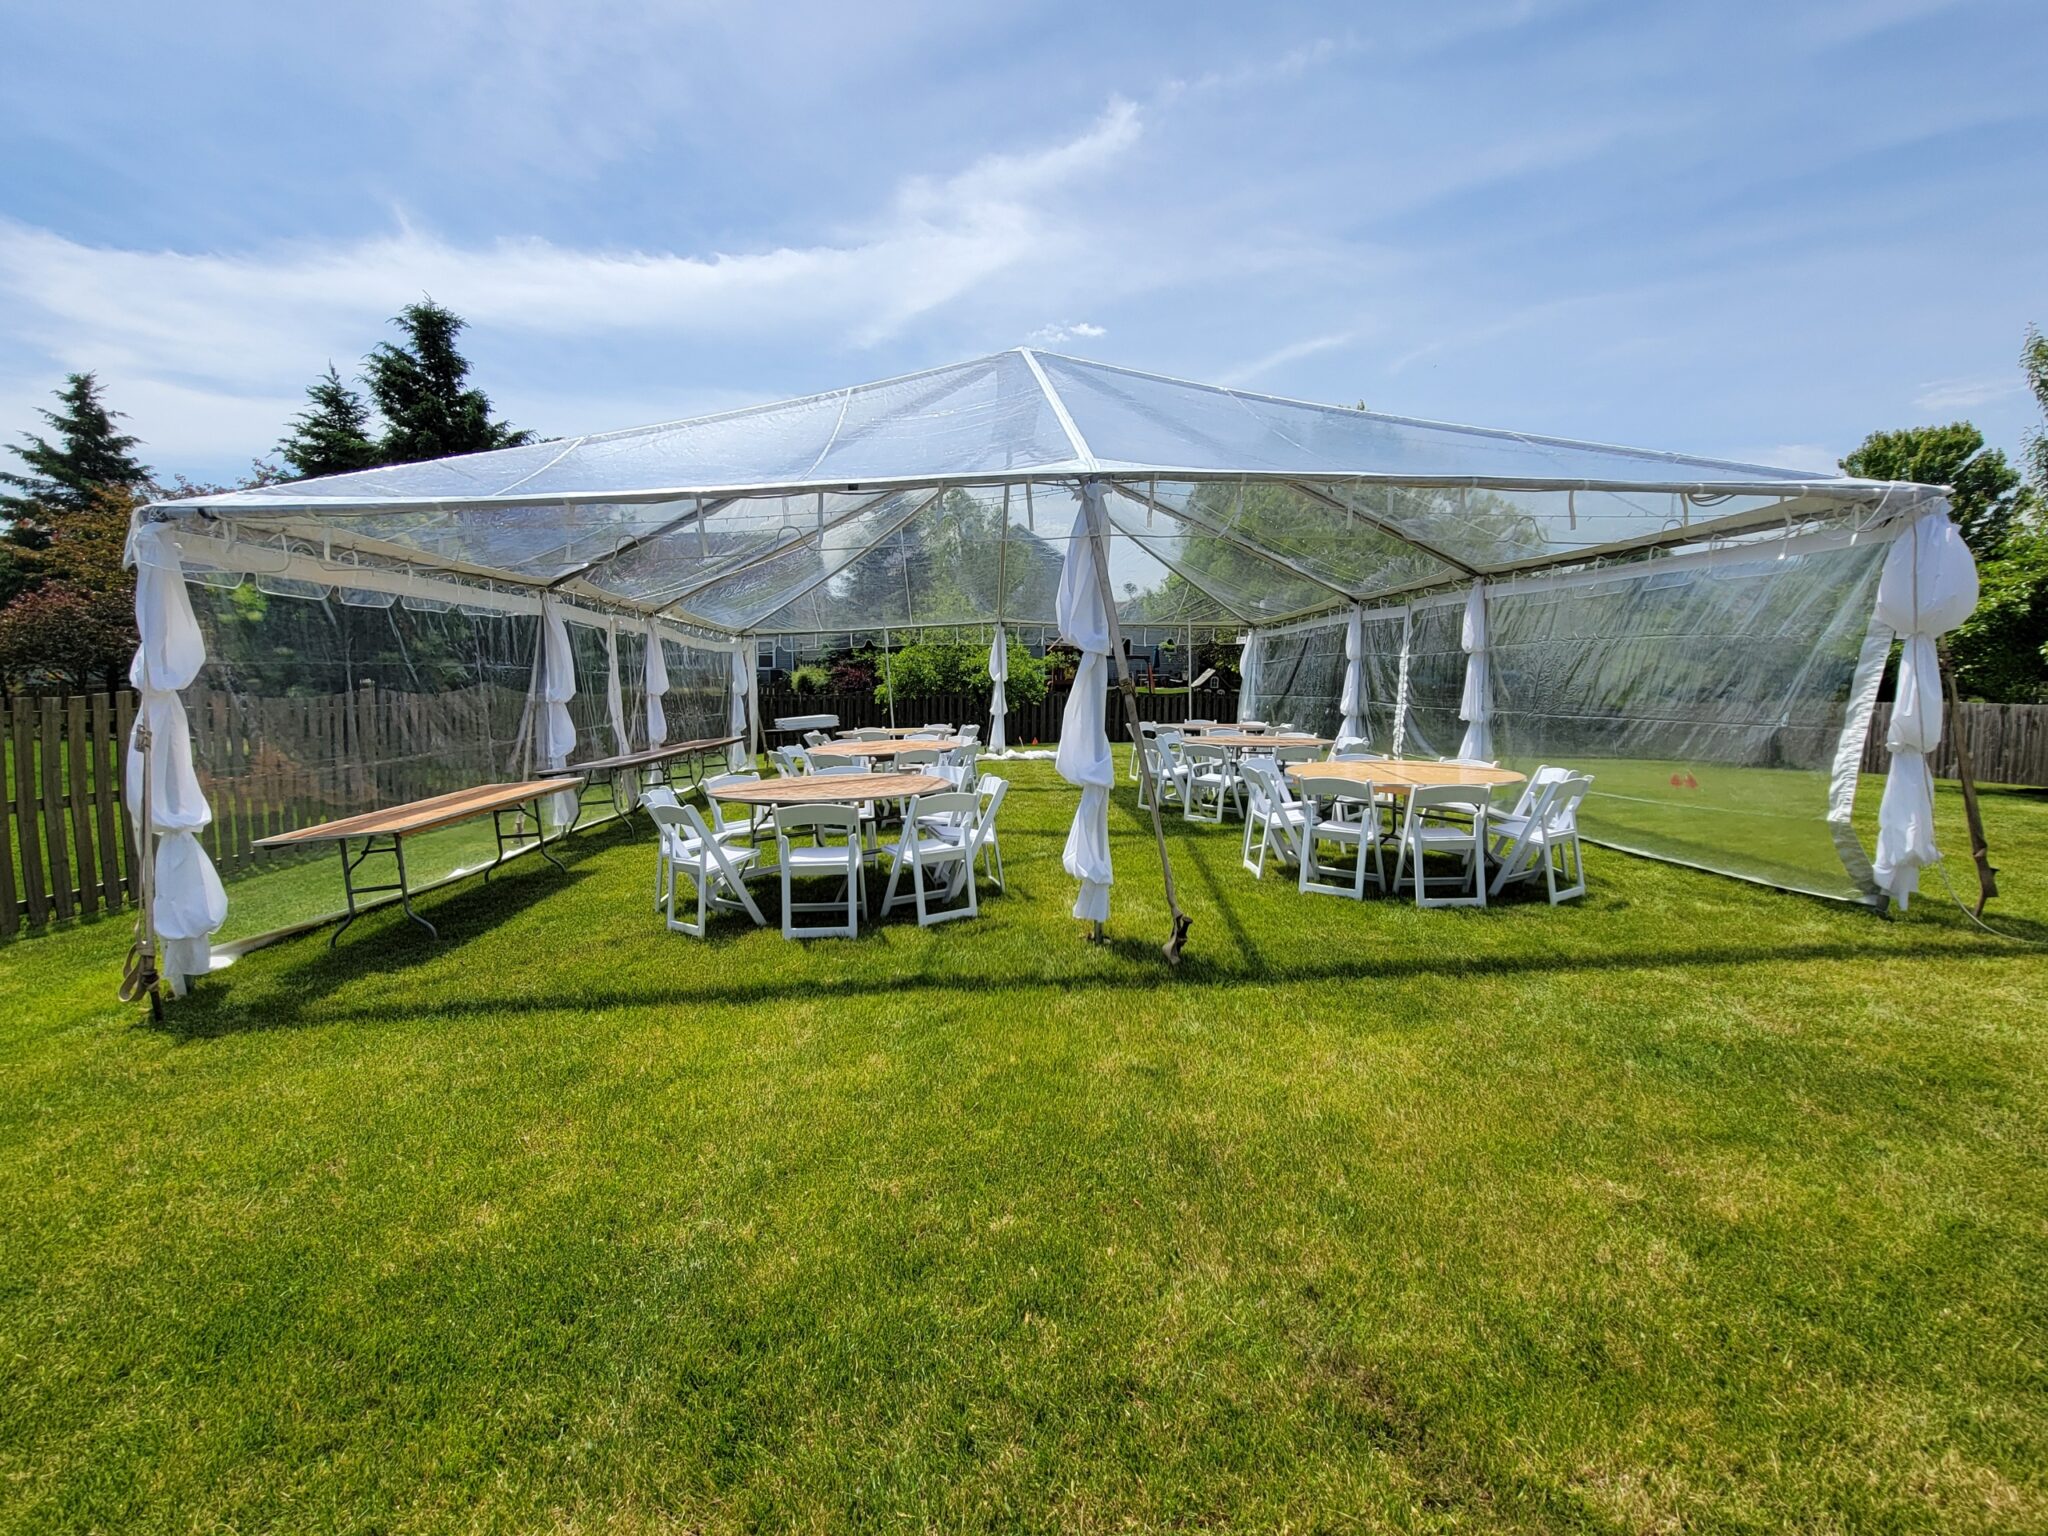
xmin=0 ymin=99 xmax=1148 ymax=469
xmin=1912 ymin=375 xmax=2020 ymax=414
xmin=1027 ymin=321 xmax=1108 ymax=345
xmin=1218 ymin=330 xmax=1364 ymax=386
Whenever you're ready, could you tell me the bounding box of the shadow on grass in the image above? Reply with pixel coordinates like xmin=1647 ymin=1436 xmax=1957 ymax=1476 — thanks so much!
xmin=164 ymin=925 xmax=2038 ymax=1043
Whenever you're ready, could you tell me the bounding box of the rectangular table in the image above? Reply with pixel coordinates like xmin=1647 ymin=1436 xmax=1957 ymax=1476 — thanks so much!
xmin=570 ymin=734 xmax=742 ymax=817
xmin=254 ymin=777 xmax=584 ymax=944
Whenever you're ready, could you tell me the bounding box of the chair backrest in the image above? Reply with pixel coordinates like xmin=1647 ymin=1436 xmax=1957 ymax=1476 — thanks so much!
xmin=1184 ymin=740 xmax=1230 ymax=764
xmin=1237 ymin=719 xmax=1268 ymax=732
xmin=1293 ymin=771 xmax=1373 ymax=811
xmin=811 ymin=764 xmax=868 ymax=778
xmin=1238 ymin=756 xmax=1287 ymax=813
xmin=1506 ymin=764 xmax=1570 ymax=819
xmin=959 ymin=724 xmax=981 ymax=742
xmin=701 ymin=772 xmax=760 ymax=833
xmin=1540 ymin=774 xmax=1593 ymax=831
xmin=769 ymin=747 xmax=800 ymax=777
xmin=895 ymin=747 xmax=942 ymax=767
xmin=1405 ymin=782 xmax=1491 ymax=831
xmin=906 ymin=790 xmax=979 ymax=830
xmin=802 ymin=729 xmax=829 ymax=747
xmin=1271 ymin=742 xmax=1321 ymax=764
xmin=922 ymin=723 xmax=953 ymax=733
xmin=969 ymin=775 xmax=1010 ymax=849
xmin=648 ymin=800 xmax=689 ymax=837
xmin=1330 ymin=747 xmax=1386 ymax=762
xmin=774 ymin=803 xmax=861 ymax=840
xmin=909 ymin=729 xmax=948 ymax=740
xmin=1183 ymin=717 xmax=1216 ymax=728
xmin=846 ymin=727 xmax=891 ymax=741
xmin=643 ymin=784 xmax=680 ymax=811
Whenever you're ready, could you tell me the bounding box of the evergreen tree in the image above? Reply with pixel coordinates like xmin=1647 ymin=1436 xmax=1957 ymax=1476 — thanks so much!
xmin=364 ymin=298 xmax=533 ymax=464
xmin=277 ymin=364 xmax=379 ymax=479
xmin=0 ymin=372 xmax=149 ymax=540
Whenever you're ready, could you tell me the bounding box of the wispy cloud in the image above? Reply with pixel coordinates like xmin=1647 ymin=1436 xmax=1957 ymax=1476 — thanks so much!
xmin=1912 ymin=375 xmax=2020 ymax=414
xmin=1028 ymin=322 xmax=1107 ymax=345
xmin=1218 ymin=330 xmax=1364 ymax=386
xmin=0 ymin=100 xmax=1150 ymax=457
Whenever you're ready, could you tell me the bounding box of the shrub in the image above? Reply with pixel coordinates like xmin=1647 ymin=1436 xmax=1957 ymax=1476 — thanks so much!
xmin=788 ymin=663 xmax=831 ymax=696
xmin=872 ymin=638 xmax=1050 ymax=707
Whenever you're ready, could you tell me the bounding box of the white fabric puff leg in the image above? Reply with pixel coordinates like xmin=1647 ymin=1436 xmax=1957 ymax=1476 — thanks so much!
xmin=1457 ymin=582 xmax=1493 ymax=763
xmin=125 ymin=523 xmax=227 ymax=993
xmin=1871 ymin=512 xmax=1978 ymax=907
xmin=535 ymin=601 xmax=579 ymax=826
xmin=727 ymin=641 xmax=753 ymax=772
xmin=987 ymin=623 xmax=1010 ymax=754
xmin=642 ymin=624 xmax=670 ymax=748
xmin=1339 ymin=606 xmax=1365 ymax=745
xmin=604 ymin=621 xmax=634 ymax=809
xmin=1055 ymin=491 xmax=1115 ymax=924
xmin=1238 ymin=629 xmax=1263 ymax=721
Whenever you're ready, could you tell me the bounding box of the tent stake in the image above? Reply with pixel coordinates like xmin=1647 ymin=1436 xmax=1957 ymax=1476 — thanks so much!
xmin=1081 ymin=486 xmax=1192 ymax=964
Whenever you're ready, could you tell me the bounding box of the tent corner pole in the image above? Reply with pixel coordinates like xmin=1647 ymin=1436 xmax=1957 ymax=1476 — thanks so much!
xmin=1080 ymin=480 xmax=1191 ymax=964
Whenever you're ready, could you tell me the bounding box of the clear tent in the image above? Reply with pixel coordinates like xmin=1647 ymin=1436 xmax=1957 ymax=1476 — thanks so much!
xmin=134 ymin=348 xmax=1964 ymax=976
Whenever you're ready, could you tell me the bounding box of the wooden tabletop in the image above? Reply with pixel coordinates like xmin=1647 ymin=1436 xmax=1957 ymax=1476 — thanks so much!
xmin=1287 ymin=760 xmax=1525 ymax=791
xmin=830 ymin=726 xmax=955 ymax=739
xmin=808 ymin=737 xmax=967 ymax=761
xmin=570 ymin=735 xmax=740 ymax=774
xmin=254 ymin=777 xmax=584 ymax=847
xmin=1193 ymin=733 xmax=1329 ymax=750
xmin=708 ymin=771 xmax=953 ymax=806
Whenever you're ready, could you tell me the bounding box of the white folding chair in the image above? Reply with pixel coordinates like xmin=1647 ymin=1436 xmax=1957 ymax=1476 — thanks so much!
xmin=1239 ymin=757 xmax=1308 ymax=879
xmin=700 ymin=772 xmax=765 ymax=843
xmin=802 ymin=729 xmax=830 ymax=747
xmin=773 ymin=803 xmax=867 ymax=938
xmin=649 ymin=801 xmax=765 ymax=936
xmin=1180 ymin=740 xmax=1239 ymax=823
xmin=1269 ymin=741 xmax=1322 ymax=766
xmin=1137 ymin=732 xmax=1189 ymax=812
xmin=881 ymin=790 xmax=986 ymax=925
xmin=1393 ymin=783 xmax=1490 ymax=908
xmin=894 ymin=747 xmax=943 ymax=769
xmin=1294 ymin=771 xmax=1385 ymax=899
xmin=1489 ymin=773 xmax=1592 ymax=902
xmin=845 ymin=727 xmax=891 ymax=742
xmin=958 ymin=724 xmax=981 ymax=744
xmin=1499 ymin=764 xmax=1570 ymax=824
xmin=938 ymin=743 xmax=982 ymax=788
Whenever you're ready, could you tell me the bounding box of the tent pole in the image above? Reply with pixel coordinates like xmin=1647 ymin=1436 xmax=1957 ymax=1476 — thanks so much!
xmin=1938 ymin=637 xmax=1998 ymax=914
xmin=882 ymin=626 xmax=897 ymax=728
xmin=1081 ymin=482 xmax=1191 ymax=964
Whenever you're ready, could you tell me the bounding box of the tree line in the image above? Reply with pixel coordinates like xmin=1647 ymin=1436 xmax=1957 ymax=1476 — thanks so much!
xmin=2 ymin=314 xmax=2046 ymax=702
xmin=0 ymin=300 xmax=528 ymax=693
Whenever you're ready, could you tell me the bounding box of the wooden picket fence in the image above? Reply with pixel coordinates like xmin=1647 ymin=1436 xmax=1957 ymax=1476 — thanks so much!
xmin=1859 ymin=702 xmax=2048 ymax=786
xmin=7 ymin=684 xmax=2041 ymax=938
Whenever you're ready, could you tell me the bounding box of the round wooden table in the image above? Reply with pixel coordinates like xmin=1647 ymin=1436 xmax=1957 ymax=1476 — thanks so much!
xmin=1286 ymin=760 xmax=1524 ymax=793
xmin=1194 ymin=732 xmax=1329 ymax=751
xmin=706 ymin=770 xmax=954 ymax=805
xmin=808 ymin=737 xmax=968 ymax=763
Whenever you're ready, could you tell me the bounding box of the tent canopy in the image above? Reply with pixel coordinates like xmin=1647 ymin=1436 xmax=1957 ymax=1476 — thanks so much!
xmin=148 ymin=349 xmax=1935 ymax=638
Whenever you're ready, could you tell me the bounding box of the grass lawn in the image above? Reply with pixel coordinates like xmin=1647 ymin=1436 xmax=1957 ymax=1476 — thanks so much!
xmin=2 ymin=760 xmax=2045 ymax=1533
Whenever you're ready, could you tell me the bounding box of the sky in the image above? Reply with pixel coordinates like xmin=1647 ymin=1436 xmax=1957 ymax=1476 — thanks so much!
xmin=1 ymin=0 xmax=2043 ymax=487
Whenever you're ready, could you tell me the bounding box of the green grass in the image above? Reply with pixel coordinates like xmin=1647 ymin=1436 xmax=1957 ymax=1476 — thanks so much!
xmin=2 ymin=762 xmax=2045 ymax=1533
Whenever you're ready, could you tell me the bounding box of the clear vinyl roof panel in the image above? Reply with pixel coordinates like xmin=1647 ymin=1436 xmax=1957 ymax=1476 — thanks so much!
xmin=151 ymin=347 xmax=1927 ymax=633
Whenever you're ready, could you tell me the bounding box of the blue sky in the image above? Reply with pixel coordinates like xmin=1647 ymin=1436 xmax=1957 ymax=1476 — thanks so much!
xmin=2 ymin=0 xmax=2042 ymax=485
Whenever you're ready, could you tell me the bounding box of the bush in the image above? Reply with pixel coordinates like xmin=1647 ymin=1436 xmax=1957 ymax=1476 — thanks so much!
xmin=872 ymin=638 xmax=1049 ymax=707
xmin=788 ymin=663 xmax=831 ymax=696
